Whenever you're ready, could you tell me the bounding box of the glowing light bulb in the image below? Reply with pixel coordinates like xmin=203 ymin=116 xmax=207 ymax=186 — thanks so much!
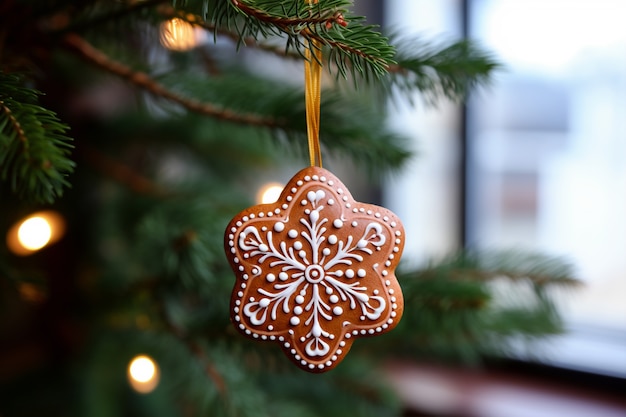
xmin=128 ymin=355 xmax=159 ymax=393
xmin=257 ymin=183 xmax=284 ymax=204
xmin=160 ymin=18 xmax=199 ymax=51
xmin=6 ymin=211 xmax=65 ymax=256
xmin=17 ymin=217 xmax=52 ymax=250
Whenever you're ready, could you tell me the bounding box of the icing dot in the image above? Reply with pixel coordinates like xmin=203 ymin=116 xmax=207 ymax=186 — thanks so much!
xmin=383 ymin=216 xmax=389 ymax=222
xmin=345 ymin=334 xmax=351 ymax=339
xmin=243 ymin=216 xmax=249 ymax=222
xmin=268 ymin=325 xmax=274 ymax=330
xmin=301 ymin=200 xmax=308 ymax=206
xmin=330 ymin=295 xmax=339 ymax=303
xmin=301 ymin=360 xmax=307 ymax=365
xmin=340 ymin=341 xmax=346 ymax=347
xmin=352 ymin=330 xmax=359 ymax=335
xmin=259 ymin=213 xmax=265 ymax=217
xmin=284 ymin=342 xmax=290 ymax=348
xmin=334 ymin=270 xmax=344 ymax=277
xmin=360 ymin=316 xmax=366 ymax=321
xmin=391 ymin=221 xmax=397 ymax=227
xmin=395 ymin=231 xmax=401 ymax=236
xmin=249 ymin=214 xmax=255 ymax=219
xmin=298 ymin=250 xmax=307 ymax=258
xmin=328 ymin=199 xmax=334 ymax=205
xmin=325 ymin=286 xmax=333 ymax=294
xmin=266 ymin=273 xmax=276 ymax=282
xmin=318 ymin=364 xmax=324 ymax=369
xmin=328 ymin=181 xmax=334 ymax=185
xmin=395 ymin=239 xmax=401 ymax=244
xmin=322 ymin=248 xmax=331 ymax=256
xmin=357 ymin=269 xmax=366 ymax=277
xmin=333 ymin=219 xmax=343 ymax=228
xmin=328 ymin=235 xmax=338 ymax=244
xmin=286 ymin=196 xmax=292 ymax=202
xmin=270 ymin=335 xmax=276 ymax=340
xmin=246 ymin=330 xmax=252 ymax=335
xmin=352 ymin=208 xmax=358 ymax=213
xmin=295 ymin=295 xmax=305 ymax=304
xmin=382 ymin=270 xmax=389 ymax=276
xmin=290 ymin=316 xmax=300 ymax=325
xmin=291 ymin=187 xmax=297 ymax=193
xmin=309 ymin=364 xmax=315 ymax=369
xmin=385 ymin=261 xmax=391 ymax=267
xmin=236 ymin=221 xmax=243 ymax=226
xmin=279 ymin=337 xmax=284 ymax=341
xmin=237 ymin=292 xmax=243 ymax=297
xmin=368 ymin=329 xmax=375 ymax=334
xmin=391 ymin=311 xmax=397 ymax=318
xmin=321 ymin=176 xmax=326 ymax=181
xmin=259 ymin=244 xmax=269 ymax=252
xmin=238 ymin=266 xmax=244 ymax=271
xmin=274 ymin=222 xmax=285 ymax=232
xmin=337 ymin=188 xmax=343 ymax=194
xmin=375 ymin=213 xmax=381 ymax=218
xmin=360 ymin=330 xmax=367 ymax=335
xmin=230 ymin=227 xmax=236 ymax=233
xmin=326 ymin=361 xmax=332 ymax=366
xmin=294 ymin=241 xmax=303 ymax=250
xmin=393 ymin=247 xmax=399 ymax=253
xmin=385 ymin=280 xmax=391 ymax=286
xmin=300 ymin=337 xmax=306 ymax=342
xmin=288 ymin=230 xmax=298 ymax=238
xmin=389 ymin=289 xmax=395 ymax=295
xmin=357 ymin=239 xmax=368 ymax=248
xmin=351 ymin=221 xmax=358 ymax=227
xmin=294 ymin=306 xmax=303 ymax=315
xmin=312 ymin=175 xmax=319 ymax=180
xmin=297 ymin=180 xmax=303 ymax=186
xmin=279 ymin=272 xmax=289 ymax=281
xmin=333 ymin=306 xmax=343 ymax=315
xmin=304 ymin=176 xmax=311 ymax=181
xmin=345 ymin=269 xmax=355 ymax=278
xmin=274 ymin=208 xmax=280 ymax=214
xmin=239 ymin=324 xmax=245 ymax=330
xmin=374 ymin=290 xmax=379 ymax=295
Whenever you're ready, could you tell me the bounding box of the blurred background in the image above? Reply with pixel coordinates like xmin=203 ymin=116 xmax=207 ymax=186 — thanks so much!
xmin=1 ymin=1 xmax=625 ymax=416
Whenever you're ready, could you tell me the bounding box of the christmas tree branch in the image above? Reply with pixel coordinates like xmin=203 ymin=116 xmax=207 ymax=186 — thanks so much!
xmin=79 ymin=144 xmax=168 ymax=197
xmin=62 ymin=34 xmax=279 ymax=128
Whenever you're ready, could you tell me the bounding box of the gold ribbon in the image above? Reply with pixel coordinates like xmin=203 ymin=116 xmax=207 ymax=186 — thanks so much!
xmin=304 ymin=1 xmax=323 ymax=167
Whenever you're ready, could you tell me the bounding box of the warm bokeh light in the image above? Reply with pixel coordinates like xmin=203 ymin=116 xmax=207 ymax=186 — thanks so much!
xmin=17 ymin=217 xmax=51 ymax=250
xmin=6 ymin=211 xmax=66 ymax=256
xmin=127 ymin=355 xmax=159 ymax=394
xmin=257 ymin=183 xmax=284 ymax=204
xmin=159 ymin=18 xmax=199 ymax=51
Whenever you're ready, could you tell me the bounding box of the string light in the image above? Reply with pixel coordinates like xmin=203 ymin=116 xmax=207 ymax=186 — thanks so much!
xmin=127 ymin=355 xmax=160 ymax=394
xmin=257 ymin=183 xmax=284 ymax=204
xmin=17 ymin=217 xmax=51 ymax=250
xmin=6 ymin=211 xmax=66 ymax=256
xmin=159 ymin=18 xmax=200 ymax=51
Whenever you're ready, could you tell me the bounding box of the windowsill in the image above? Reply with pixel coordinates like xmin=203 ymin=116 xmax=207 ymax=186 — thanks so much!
xmin=385 ymin=359 xmax=626 ymax=417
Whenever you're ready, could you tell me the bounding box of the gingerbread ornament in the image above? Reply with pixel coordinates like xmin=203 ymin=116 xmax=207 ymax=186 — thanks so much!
xmin=224 ymin=166 xmax=404 ymax=372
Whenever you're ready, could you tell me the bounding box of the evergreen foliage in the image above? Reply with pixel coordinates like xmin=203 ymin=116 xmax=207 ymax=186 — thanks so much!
xmin=0 ymin=1 xmax=576 ymax=416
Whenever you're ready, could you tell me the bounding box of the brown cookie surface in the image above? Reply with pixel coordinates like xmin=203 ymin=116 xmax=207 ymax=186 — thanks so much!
xmin=224 ymin=166 xmax=404 ymax=372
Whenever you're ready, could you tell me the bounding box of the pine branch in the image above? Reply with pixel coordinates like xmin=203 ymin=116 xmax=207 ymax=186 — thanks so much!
xmin=62 ymin=33 xmax=280 ymax=127
xmin=388 ymin=37 xmax=501 ymax=103
xmin=210 ymin=0 xmax=395 ymax=79
xmin=0 ymin=72 xmax=74 ymax=203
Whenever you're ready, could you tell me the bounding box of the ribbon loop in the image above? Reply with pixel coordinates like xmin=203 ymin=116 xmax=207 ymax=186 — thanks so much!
xmin=304 ymin=13 xmax=323 ymax=167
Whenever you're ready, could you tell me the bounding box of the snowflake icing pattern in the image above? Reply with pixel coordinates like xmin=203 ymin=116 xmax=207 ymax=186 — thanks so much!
xmin=225 ymin=167 xmax=404 ymax=372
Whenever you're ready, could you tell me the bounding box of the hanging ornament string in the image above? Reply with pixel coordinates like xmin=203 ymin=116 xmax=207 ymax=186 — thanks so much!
xmin=304 ymin=2 xmax=323 ymax=167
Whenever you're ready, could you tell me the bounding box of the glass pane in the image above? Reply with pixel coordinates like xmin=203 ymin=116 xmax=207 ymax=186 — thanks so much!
xmin=467 ymin=0 xmax=626 ymax=374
